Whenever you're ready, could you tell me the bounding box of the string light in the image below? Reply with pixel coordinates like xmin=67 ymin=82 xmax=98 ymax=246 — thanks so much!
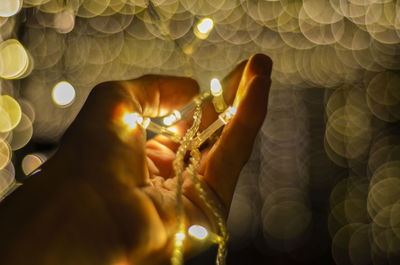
xmin=210 ymin=78 xmax=227 ymax=113
xmin=163 ymin=110 xmax=182 ymax=126
xmin=193 ymin=106 xmax=237 ymax=148
xmin=188 ymin=225 xmax=208 ymax=240
xmin=194 ymin=18 xmax=214 ymax=39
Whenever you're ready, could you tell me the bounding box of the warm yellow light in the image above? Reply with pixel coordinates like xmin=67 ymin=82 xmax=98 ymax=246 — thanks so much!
xmin=175 ymin=232 xmax=186 ymax=247
xmin=210 ymin=78 xmax=222 ymax=96
xmin=122 ymin=112 xmax=143 ymax=130
xmin=188 ymin=225 xmax=208 ymax=240
xmin=54 ymin=9 xmax=75 ymax=34
xmin=0 ymin=95 xmax=22 ymax=133
xmin=0 ymin=39 xmax=29 ymax=79
xmin=197 ymin=18 xmax=214 ymax=34
xmin=163 ymin=110 xmax=182 ymax=126
xmin=176 ymin=232 xmax=185 ymax=241
xmin=0 ymin=0 xmax=22 ymax=17
xmin=194 ymin=18 xmax=214 ymax=39
xmin=0 ymin=138 xmax=11 ymax=170
xmin=52 ymin=81 xmax=76 ymax=106
xmin=226 ymin=106 xmax=237 ymax=117
xmin=21 ymin=154 xmax=43 ymax=176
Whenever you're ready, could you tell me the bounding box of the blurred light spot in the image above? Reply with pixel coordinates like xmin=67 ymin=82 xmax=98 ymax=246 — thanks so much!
xmin=52 ymin=81 xmax=76 ymax=106
xmin=0 ymin=138 xmax=11 ymax=170
xmin=197 ymin=18 xmax=214 ymax=34
xmin=122 ymin=112 xmax=143 ymax=130
xmin=0 ymin=0 xmax=22 ymax=17
xmin=54 ymin=9 xmax=75 ymax=34
xmin=22 ymin=153 xmax=44 ymax=176
xmin=0 ymin=39 xmax=29 ymax=79
xmin=10 ymin=113 xmax=33 ymax=150
xmin=194 ymin=18 xmax=214 ymax=39
xmin=188 ymin=225 xmax=208 ymax=240
xmin=0 ymin=95 xmax=21 ymax=133
xmin=163 ymin=110 xmax=181 ymax=126
xmin=0 ymin=162 xmax=15 ymax=196
xmin=176 ymin=232 xmax=185 ymax=240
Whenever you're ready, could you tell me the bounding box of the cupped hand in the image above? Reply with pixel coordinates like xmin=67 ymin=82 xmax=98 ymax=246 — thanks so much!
xmin=0 ymin=54 xmax=272 ymax=265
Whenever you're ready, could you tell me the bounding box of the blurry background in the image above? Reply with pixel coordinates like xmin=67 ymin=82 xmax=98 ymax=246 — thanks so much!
xmin=1 ymin=0 xmax=400 ymax=264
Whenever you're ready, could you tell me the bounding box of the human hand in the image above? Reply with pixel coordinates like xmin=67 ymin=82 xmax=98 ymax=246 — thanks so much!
xmin=0 ymin=54 xmax=272 ymax=265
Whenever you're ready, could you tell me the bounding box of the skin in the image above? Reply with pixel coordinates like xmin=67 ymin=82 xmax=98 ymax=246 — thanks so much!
xmin=0 ymin=54 xmax=272 ymax=265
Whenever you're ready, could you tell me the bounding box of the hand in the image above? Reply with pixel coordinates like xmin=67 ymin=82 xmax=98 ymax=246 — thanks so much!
xmin=0 ymin=54 xmax=272 ymax=265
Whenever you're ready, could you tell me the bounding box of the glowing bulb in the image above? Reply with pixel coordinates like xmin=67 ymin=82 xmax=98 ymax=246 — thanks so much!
xmin=197 ymin=18 xmax=214 ymax=34
xmin=163 ymin=110 xmax=182 ymax=126
xmin=210 ymin=78 xmax=222 ymax=96
xmin=0 ymin=0 xmax=22 ymax=17
xmin=194 ymin=18 xmax=214 ymax=39
xmin=52 ymin=81 xmax=76 ymax=106
xmin=175 ymin=232 xmax=186 ymax=247
xmin=122 ymin=112 xmax=143 ymax=130
xmin=210 ymin=78 xmax=226 ymax=113
xmin=188 ymin=225 xmax=208 ymax=240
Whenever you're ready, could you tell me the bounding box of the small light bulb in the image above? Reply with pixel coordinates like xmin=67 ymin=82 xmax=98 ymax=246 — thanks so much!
xmin=210 ymin=78 xmax=222 ymax=96
xmin=176 ymin=232 xmax=185 ymax=241
xmin=163 ymin=110 xmax=182 ymax=126
xmin=122 ymin=112 xmax=142 ymax=130
xmin=194 ymin=18 xmax=214 ymax=39
xmin=210 ymin=78 xmax=226 ymax=113
xmin=197 ymin=18 xmax=214 ymax=34
xmin=175 ymin=232 xmax=186 ymax=247
xmin=188 ymin=225 xmax=208 ymax=240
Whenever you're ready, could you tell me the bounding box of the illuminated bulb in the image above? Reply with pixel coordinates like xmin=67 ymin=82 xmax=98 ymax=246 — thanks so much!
xmin=122 ymin=112 xmax=142 ymax=130
xmin=122 ymin=112 xmax=180 ymax=142
xmin=210 ymin=78 xmax=226 ymax=113
xmin=197 ymin=18 xmax=214 ymax=34
xmin=194 ymin=18 xmax=214 ymax=39
xmin=163 ymin=110 xmax=182 ymax=126
xmin=188 ymin=225 xmax=208 ymax=240
xmin=193 ymin=106 xmax=237 ymax=148
xmin=52 ymin=81 xmax=76 ymax=106
xmin=175 ymin=232 xmax=185 ymax=247
xmin=0 ymin=0 xmax=22 ymax=17
xmin=210 ymin=78 xmax=222 ymax=96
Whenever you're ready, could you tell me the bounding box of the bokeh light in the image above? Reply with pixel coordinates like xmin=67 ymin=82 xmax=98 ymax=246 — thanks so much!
xmin=0 ymin=0 xmax=22 ymax=18
xmin=0 ymin=39 xmax=30 ymax=79
xmin=2 ymin=1 xmax=400 ymax=264
xmin=51 ymin=81 xmax=76 ymax=106
xmin=21 ymin=153 xmax=45 ymax=176
xmin=0 ymin=95 xmax=22 ymax=133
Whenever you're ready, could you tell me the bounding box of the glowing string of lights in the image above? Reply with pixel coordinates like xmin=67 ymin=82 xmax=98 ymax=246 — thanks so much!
xmin=122 ymin=77 xmax=234 ymax=265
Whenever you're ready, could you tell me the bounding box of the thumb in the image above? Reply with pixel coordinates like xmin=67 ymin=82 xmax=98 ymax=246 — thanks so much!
xmin=202 ymin=58 xmax=272 ymax=211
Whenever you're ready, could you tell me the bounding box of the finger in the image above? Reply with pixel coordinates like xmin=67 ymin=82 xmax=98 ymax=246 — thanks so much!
xmin=199 ymin=60 xmax=247 ymax=132
xmin=153 ymin=59 xmax=248 ymax=152
xmin=120 ymin=75 xmax=200 ymax=117
xmin=146 ymin=140 xmax=175 ymax=178
xmin=202 ymin=58 xmax=272 ymax=210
